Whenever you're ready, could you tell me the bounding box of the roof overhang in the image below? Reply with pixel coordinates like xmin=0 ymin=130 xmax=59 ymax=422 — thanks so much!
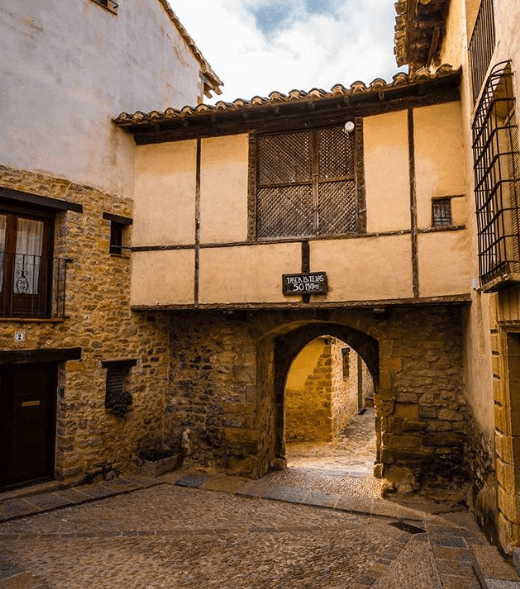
xmin=114 ymin=65 xmax=461 ymax=144
xmin=394 ymin=0 xmax=451 ymax=70
xmin=156 ymin=0 xmax=223 ymax=97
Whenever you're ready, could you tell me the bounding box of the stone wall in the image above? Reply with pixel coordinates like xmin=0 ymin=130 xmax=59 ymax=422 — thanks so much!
xmin=330 ymin=339 xmax=359 ymax=438
xmin=165 ymin=306 xmax=468 ymax=492
xmin=285 ymin=338 xmax=333 ymax=443
xmin=0 ymin=165 xmax=171 ymax=483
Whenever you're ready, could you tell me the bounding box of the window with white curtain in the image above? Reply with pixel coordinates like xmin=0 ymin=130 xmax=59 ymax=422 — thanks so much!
xmin=0 ymin=207 xmax=53 ymax=316
xmin=14 ymin=218 xmax=44 ymax=295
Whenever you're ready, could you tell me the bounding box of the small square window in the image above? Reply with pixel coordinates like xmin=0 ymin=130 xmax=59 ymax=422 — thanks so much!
xmin=103 ymin=359 xmax=137 ymax=417
xmin=432 ymin=198 xmax=452 ymax=227
xmin=342 ymin=347 xmax=350 ymax=380
xmin=91 ymin=0 xmax=118 ymax=13
xmin=110 ymin=222 xmax=124 ymax=255
xmin=103 ymin=212 xmax=132 ymax=255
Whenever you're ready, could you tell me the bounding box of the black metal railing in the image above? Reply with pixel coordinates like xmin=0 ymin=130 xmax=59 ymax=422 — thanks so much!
xmin=469 ymin=0 xmax=496 ymax=103
xmin=0 ymin=253 xmax=68 ymax=319
xmin=473 ymin=62 xmax=520 ymax=289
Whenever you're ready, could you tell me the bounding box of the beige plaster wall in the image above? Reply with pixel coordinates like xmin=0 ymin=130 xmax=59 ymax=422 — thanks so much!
xmin=131 ymin=250 xmax=195 ymax=306
xmin=418 ymin=231 xmax=471 ymax=297
xmin=134 ymin=141 xmax=197 ymax=247
xmin=310 ymin=236 xmax=414 ymax=301
xmin=364 ymin=110 xmax=410 ymax=233
xmin=200 ymin=135 xmax=249 ymax=244
xmin=414 ymin=103 xmax=467 ymax=229
xmin=199 ymin=243 xmax=301 ymax=304
xmin=0 ymin=0 xmax=204 ymax=198
xmin=285 ymin=338 xmax=325 ymax=391
xmin=441 ymin=0 xmax=466 ymax=69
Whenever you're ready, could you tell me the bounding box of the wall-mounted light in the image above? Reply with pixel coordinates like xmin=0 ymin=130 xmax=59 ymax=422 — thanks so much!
xmin=343 ymin=121 xmax=355 ymax=135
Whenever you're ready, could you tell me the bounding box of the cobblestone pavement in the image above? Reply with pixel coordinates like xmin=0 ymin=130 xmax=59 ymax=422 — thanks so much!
xmin=281 ymin=408 xmax=384 ymax=498
xmin=0 ymin=410 xmax=518 ymax=588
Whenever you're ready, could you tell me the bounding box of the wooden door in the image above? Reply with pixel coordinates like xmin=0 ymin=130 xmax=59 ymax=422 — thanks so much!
xmin=0 ymin=364 xmax=57 ymax=489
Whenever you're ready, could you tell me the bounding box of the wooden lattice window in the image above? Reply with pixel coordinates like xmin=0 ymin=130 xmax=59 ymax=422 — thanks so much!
xmin=255 ymin=125 xmax=360 ymax=238
xmin=473 ymin=61 xmax=520 ymax=290
xmin=469 ymin=0 xmax=496 ymax=103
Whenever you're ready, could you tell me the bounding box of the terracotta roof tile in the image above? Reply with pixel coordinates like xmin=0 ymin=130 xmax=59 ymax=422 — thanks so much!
xmin=114 ymin=64 xmax=457 ymax=127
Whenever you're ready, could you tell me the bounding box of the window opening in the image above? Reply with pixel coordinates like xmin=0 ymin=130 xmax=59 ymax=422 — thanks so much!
xmin=103 ymin=359 xmax=136 ymax=417
xmin=0 ymin=206 xmax=67 ymax=318
xmin=432 ymin=198 xmax=452 ymax=227
xmin=473 ymin=61 xmax=520 ymax=290
xmin=90 ymin=0 xmax=118 ymax=12
xmin=109 ymin=222 xmax=124 ymax=255
xmin=342 ymin=347 xmax=350 ymax=380
xmin=256 ymin=125 xmax=358 ymax=239
xmin=469 ymin=0 xmax=496 ymax=103
xmin=103 ymin=212 xmax=132 ymax=256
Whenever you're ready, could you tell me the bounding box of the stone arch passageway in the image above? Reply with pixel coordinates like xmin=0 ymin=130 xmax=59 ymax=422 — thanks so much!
xmin=260 ymin=322 xmax=384 ymax=498
xmin=271 ymin=322 xmax=380 ymax=466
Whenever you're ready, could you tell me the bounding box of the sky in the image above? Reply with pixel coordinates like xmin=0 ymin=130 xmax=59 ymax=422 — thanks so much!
xmin=170 ymin=0 xmax=406 ymax=104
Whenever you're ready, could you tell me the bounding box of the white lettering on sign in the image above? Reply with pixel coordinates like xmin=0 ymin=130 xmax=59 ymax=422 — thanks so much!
xmin=282 ymin=273 xmax=328 ymax=295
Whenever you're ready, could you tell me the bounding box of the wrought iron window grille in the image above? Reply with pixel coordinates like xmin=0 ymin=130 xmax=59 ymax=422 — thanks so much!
xmin=472 ymin=61 xmax=520 ymax=291
xmin=469 ymin=0 xmax=496 ymax=103
xmin=432 ymin=198 xmax=452 ymax=227
xmin=255 ymin=125 xmax=360 ymax=239
xmin=0 ymin=253 xmax=68 ymax=319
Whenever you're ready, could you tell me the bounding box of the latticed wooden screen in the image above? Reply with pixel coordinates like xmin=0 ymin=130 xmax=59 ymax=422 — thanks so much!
xmin=256 ymin=126 xmax=357 ymax=238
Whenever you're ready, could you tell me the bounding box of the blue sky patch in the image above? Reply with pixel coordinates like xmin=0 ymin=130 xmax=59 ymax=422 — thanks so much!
xmin=251 ymin=0 xmax=340 ymax=36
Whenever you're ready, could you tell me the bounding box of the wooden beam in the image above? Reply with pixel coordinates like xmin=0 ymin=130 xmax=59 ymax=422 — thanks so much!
xmin=0 ymin=187 xmax=83 ymax=213
xmin=0 ymin=347 xmax=82 ymax=365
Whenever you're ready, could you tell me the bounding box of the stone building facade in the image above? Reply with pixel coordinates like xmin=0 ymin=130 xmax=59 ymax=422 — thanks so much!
xmin=395 ymin=0 xmax=520 ymax=555
xmin=0 ymin=0 xmax=221 ymax=490
xmin=5 ymin=0 xmax=520 ymax=560
xmin=114 ymin=65 xmax=471 ymax=498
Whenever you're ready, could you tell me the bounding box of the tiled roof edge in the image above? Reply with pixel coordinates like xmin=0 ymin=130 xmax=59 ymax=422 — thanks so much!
xmin=394 ymin=0 xmax=409 ymax=67
xmin=156 ymin=0 xmax=223 ymax=95
xmin=114 ymin=64 xmax=458 ymax=126
xmin=394 ymin=0 xmax=451 ymax=68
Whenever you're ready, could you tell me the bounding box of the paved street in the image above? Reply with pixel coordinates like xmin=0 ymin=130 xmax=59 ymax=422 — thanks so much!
xmin=0 ymin=411 xmax=518 ymax=588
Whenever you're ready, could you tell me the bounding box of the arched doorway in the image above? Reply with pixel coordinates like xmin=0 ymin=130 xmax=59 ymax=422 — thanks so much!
xmin=284 ymin=334 xmax=376 ymax=475
xmin=269 ymin=322 xmax=380 ymax=470
xmin=284 ymin=336 xmax=374 ymax=444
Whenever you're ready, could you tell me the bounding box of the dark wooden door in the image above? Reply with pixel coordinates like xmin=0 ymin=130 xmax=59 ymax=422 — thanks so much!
xmin=0 ymin=364 xmax=57 ymax=489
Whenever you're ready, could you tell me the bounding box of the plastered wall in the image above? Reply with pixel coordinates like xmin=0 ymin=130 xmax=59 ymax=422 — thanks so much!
xmin=131 ymin=103 xmax=471 ymax=308
xmin=0 ymin=0 xmax=203 ymax=198
xmin=364 ymin=110 xmax=410 ymax=233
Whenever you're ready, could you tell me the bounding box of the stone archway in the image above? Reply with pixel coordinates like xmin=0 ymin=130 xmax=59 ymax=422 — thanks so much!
xmin=271 ymin=322 xmax=380 ymax=469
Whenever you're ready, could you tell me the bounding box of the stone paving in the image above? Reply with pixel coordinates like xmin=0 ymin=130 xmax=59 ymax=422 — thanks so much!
xmin=0 ymin=410 xmax=518 ymax=588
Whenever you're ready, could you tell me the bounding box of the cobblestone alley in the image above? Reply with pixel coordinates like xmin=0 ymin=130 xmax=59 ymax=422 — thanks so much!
xmin=0 ymin=411 xmax=518 ymax=588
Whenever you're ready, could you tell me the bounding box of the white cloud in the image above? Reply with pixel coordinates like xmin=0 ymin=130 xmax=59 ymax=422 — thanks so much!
xmin=170 ymin=0 xmax=405 ymax=104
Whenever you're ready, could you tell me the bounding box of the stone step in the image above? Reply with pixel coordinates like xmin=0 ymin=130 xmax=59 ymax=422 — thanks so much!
xmin=473 ymin=543 xmax=520 ymax=588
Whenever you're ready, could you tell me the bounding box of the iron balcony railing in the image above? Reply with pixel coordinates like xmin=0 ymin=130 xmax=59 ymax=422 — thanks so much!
xmin=0 ymin=253 xmax=68 ymax=319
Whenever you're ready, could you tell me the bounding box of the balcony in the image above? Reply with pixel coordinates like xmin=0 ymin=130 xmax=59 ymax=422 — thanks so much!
xmin=0 ymin=253 xmax=68 ymax=319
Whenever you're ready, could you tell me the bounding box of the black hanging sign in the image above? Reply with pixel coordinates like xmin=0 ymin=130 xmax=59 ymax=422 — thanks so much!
xmin=282 ymin=272 xmax=328 ymax=295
